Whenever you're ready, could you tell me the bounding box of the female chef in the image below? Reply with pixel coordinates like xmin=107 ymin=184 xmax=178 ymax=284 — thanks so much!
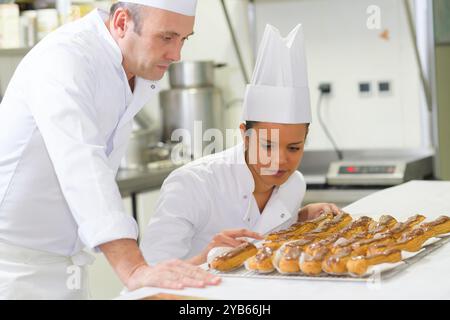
xmin=140 ymin=24 xmax=340 ymax=265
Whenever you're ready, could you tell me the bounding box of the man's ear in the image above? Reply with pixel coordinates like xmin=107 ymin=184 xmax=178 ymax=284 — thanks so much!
xmin=112 ymin=8 xmax=131 ymax=38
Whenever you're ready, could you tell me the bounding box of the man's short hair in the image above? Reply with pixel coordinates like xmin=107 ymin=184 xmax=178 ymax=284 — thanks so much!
xmin=110 ymin=2 xmax=144 ymax=35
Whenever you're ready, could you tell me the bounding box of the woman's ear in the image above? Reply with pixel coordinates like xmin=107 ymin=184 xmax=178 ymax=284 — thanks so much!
xmin=239 ymin=123 xmax=248 ymax=150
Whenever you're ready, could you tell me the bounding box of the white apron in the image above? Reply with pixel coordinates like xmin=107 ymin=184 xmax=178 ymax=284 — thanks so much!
xmin=0 ymin=241 xmax=94 ymax=300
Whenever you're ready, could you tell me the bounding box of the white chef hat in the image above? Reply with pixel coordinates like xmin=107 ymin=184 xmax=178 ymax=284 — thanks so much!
xmin=122 ymin=0 xmax=197 ymax=16
xmin=242 ymin=24 xmax=311 ymax=124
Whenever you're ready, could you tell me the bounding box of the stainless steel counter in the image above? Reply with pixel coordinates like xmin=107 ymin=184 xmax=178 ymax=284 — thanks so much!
xmin=117 ymin=166 xmax=174 ymax=197
xmin=303 ymin=188 xmax=379 ymax=207
xmin=116 ymin=163 xmax=183 ymax=224
xmin=117 ymin=164 xmax=380 ymax=209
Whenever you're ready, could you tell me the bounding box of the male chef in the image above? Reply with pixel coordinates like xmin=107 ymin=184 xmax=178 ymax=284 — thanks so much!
xmin=0 ymin=0 xmax=219 ymax=299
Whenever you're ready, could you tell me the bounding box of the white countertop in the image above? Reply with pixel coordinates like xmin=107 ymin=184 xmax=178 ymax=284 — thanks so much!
xmin=117 ymin=180 xmax=450 ymax=300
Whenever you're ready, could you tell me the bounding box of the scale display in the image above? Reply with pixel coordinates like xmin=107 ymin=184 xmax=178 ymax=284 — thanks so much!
xmin=338 ymin=165 xmax=396 ymax=175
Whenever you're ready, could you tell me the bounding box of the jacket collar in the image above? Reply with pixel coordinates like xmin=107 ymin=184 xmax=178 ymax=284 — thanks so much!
xmin=226 ymin=142 xmax=255 ymax=198
xmin=90 ymin=9 xmax=123 ymax=67
xmin=89 ymin=9 xmax=160 ymax=128
xmin=226 ymin=143 xmax=294 ymax=233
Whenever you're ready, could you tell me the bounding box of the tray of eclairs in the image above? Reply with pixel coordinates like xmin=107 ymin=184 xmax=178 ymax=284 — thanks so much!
xmin=206 ymin=213 xmax=450 ymax=282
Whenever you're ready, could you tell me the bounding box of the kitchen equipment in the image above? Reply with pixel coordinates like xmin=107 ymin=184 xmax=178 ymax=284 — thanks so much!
xmin=36 ymin=8 xmax=59 ymax=41
xmin=160 ymin=60 xmax=225 ymax=158
xmin=20 ymin=10 xmax=37 ymax=47
xmin=122 ymin=128 xmax=161 ymax=170
xmin=207 ymin=235 xmax=449 ymax=282
xmin=326 ymin=150 xmax=434 ymax=186
xmin=143 ymin=142 xmax=171 ymax=163
xmin=299 ymin=149 xmax=434 ymax=207
xmin=168 ymin=60 xmax=226 ymax=88
xmin=159 ymin=87 xmax=224 ymax=145
xmin=0 ymin=3 xmax=20 ymax=49
xmin=299 ymin=149 xmax=434 ymax=187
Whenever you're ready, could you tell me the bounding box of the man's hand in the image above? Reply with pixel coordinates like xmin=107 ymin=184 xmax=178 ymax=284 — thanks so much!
xmin=298 ymin=203 xmax=341 ymax=222
xmin=126 ymin=259 xmax=221 ymax=291
xmin=99 ymin=239 xmax=221 ymax=291
xmin=188 ymin=229 xmax=263 ymax=265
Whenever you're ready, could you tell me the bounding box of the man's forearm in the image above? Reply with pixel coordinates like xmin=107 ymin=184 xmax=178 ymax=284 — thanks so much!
xmin=99 ymin=239 xmax=147 ymax=287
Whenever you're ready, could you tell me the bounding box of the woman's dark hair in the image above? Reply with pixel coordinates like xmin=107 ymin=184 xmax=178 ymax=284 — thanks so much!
xmin=244 ymin=121 xmax=257 ymax=130
xmin=244 ymin=121 xmax=310 ymax=132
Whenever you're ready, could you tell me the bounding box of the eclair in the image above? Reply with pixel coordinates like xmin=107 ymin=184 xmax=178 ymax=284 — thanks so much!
xmin=303 ymin=233 xmax=340 ymax=256
xmin=276 ymin=238 xmax=315 ymax=273
xmin=350 ymin=233 xmax=395 ymax=256
xmin=210 ymin=242 xmax=258 ymax=272
xmin=367 ymin=227 xmax=431 ymax=255
xmin=339 ymin=216 xmax=374 ymax=238
xmin=322 ymin=246 xmax=353 ymax=275
xmin=346 ymin=249 xmax=402 ymax=276
xmin=300 ymin=246 xmax=330 ymax=276
xmin=245 ymin=246 xmax=275 ymax=273
xmin=265 ymin=212 xmax=334 ymax=241
xmin=420 ymin=216 xmax=450 ymax=237
xmin=368 ymin=215 xmax=398 ymax=232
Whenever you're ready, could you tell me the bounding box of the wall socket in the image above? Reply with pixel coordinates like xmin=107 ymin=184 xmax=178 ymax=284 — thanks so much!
xmin=359 ymin=82 xmax=371 ymax=93
xmin=378 ymin=81 xmax=391 ymax=92
xmin=319 ymin=83 xmax=332 ymax=94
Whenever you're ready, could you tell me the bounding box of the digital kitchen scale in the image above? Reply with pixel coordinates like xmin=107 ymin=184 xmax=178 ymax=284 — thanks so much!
xmin=299 ymin=148 xmax=434 ymax=187
xmin=326 ymin=150 xmax=434 ymax=186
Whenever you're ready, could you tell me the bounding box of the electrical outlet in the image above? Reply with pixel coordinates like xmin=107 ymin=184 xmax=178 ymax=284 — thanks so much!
xmin=318 ymin=83 xmax=332 ymax=94
xmin=378 ymin=81 xmax=391 ymax=92
xmin=359 ymin=82 xmax=371 ymax=93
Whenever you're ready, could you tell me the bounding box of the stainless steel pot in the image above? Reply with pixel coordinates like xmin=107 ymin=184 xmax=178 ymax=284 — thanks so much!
xmin=122 ymin=128 xmax=161 ymax=170
xmin=159 ymin=87 xmax=224 ymax=149
xmin=168 ymin=61 xmax=226 ymax=88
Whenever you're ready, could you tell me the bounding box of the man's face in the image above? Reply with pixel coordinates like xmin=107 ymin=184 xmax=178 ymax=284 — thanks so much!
xmin=115 ymin=7 xmax=195 ymax=81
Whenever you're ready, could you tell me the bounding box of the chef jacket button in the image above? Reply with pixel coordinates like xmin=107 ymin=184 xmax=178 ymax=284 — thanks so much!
xmin=243 ymin=195 xmax=248 ymax=199
xmin=280 ymin=213 xmax=285 ymax=218
xmin=247 ymin=218 xmax=251 ymax=222
xmin=151 ymin=84 xmax=156 ymax=89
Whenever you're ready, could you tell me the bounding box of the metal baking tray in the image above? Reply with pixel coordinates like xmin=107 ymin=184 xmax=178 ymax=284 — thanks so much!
xmin=207 ymin=235 xmax=450 ymax=283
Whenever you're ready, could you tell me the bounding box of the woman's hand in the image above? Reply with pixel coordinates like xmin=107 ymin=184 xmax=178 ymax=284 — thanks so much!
xmin=188 ymin=229 xmax=263 ymax=265
xmin=297 ymin=203 xmax=341 ymax=222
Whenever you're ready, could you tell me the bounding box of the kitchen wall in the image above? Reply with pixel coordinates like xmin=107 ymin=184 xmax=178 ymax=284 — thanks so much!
xmin=143 ymin=0 xmax=428 ymax=151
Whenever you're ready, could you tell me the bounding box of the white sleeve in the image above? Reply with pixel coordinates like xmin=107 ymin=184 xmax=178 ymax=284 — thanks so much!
xmin=25 ymin=43 xmax=138 ymax=250
xmin=140 ymin=169 xmax=208 ymax=264
xmin=296 ymin=170 xmax=307 ymax=210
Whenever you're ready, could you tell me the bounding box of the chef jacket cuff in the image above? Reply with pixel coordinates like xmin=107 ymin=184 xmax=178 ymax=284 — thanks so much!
xmin=78 ymin=214 xmax=139 ymax=252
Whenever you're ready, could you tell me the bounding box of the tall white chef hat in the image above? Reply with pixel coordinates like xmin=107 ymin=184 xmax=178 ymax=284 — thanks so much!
xmin=242 ymin=24 xmax=311 ymax=124
xmin=122 ymin=0 xmax=197 ymax=16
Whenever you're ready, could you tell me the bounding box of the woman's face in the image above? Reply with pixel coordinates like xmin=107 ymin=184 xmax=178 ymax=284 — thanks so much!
xmin=241 ymin=122 xmax=308 ymax=187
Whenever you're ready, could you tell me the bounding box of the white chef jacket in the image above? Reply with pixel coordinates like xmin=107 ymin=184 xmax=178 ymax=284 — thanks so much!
xmin=0 ymin=9 xmax=159 ymax=257
xmin=140 ymin=143 xmax=306 ymax=264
